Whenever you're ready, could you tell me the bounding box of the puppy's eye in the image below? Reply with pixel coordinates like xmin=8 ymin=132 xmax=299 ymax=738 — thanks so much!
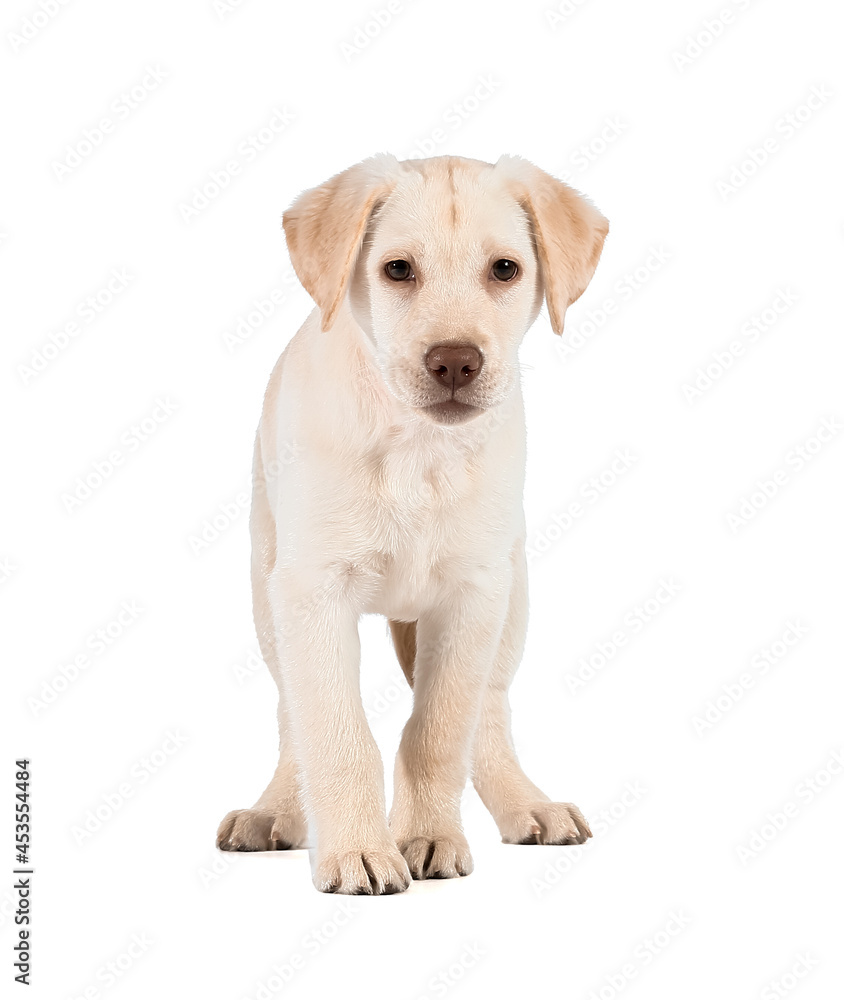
xmin=385 ymin=260 xmax=414 ymax=281
xmin=491 ymin=258 xmax=518 ymax=282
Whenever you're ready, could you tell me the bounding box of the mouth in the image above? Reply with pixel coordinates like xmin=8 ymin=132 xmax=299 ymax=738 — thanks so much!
xmin=420 ymin=399 xmax=483 ymax=425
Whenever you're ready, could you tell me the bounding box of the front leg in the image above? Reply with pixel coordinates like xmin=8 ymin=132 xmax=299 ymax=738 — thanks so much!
xmin=274 ymin=572 xmax=410 ymax=894
xmin=389 ymin=580 xmax=508 ymax=879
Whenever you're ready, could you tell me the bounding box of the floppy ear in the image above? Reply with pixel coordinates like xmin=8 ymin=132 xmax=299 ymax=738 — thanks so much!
xmin=496 ymin=155 xmax=609 ymax=335
xmin=282 ymin=154 xmax=400 ymax=331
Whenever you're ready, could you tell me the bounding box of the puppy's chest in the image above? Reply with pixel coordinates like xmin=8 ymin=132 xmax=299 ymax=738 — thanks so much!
xmin=356 ymin=447 xmax=475 ymax=615
xmin=367 ymin=440 xmax=473 ymax=533
xmin=354 ymin=431 xmax=483 ymax=551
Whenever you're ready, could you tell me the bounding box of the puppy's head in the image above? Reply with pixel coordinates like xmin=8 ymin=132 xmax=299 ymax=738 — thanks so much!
xmin=283 ymin=154 xmax=608 ymax=425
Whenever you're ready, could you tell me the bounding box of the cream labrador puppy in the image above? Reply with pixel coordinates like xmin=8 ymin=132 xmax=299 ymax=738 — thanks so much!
xmin=217 ymin=154 xmax=608 ymax=894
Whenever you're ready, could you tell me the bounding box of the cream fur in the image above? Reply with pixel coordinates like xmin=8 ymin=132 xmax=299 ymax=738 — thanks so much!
xmin=216 ymin=154 xmax=607 ymax=894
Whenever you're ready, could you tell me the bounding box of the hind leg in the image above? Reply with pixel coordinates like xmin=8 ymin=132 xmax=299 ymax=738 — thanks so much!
xmin=217 ymin=442 xmax=308 ymax=852
xmin=216 ymin=694 xmax=308 ymax=851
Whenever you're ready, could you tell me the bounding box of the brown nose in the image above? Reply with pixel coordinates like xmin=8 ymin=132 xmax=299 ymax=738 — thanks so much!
xmin=425 ymin=344 xmax=483 ymax=389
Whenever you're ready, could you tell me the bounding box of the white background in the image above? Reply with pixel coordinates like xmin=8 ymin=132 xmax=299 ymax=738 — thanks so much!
xmin=2 ymin=0 xmax=843 ymax=997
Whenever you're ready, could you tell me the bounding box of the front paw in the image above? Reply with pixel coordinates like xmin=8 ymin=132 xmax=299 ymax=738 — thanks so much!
xmin=500 ymin=802 xmax=592 ymax=845
xmin=396 ymin=833 xmax=474 ymax=880
xmin=314 ymin=843 xmax=411 ymax=895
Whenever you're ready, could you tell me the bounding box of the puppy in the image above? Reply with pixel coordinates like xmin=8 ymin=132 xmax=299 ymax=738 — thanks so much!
xmin=217 ymin=154 xmax=608 ymax=894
